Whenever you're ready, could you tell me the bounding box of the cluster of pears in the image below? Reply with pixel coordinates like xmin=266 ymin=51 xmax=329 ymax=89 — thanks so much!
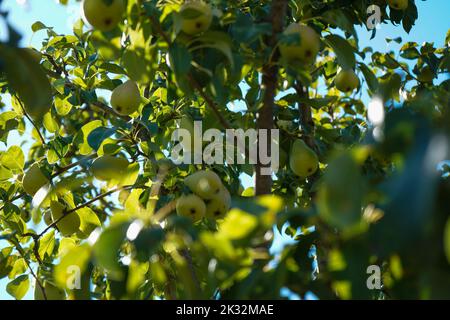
xmin=110 ymin=80 xmax=141 ymax=116
xmin=279 ymin=23 xmax=320 ymax=66
xmin=387 ymin=0 xmax=408 ymax=11
xmin=335 ymin=69 xmax=360 ymax=93
xmin=176 ymin=170 xmax=231 ymax=221
xmin=83 ymin=0 xmax=125 ymax=31
xmin=179 ymin=1 xmax=213 ymax=35
xmin=289 ymin=139 xmax=319 ymax=178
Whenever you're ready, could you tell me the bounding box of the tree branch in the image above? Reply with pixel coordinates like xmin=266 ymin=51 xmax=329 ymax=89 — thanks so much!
xmin=255 ymin=0 xmax=288 ymax=195
xmin=294 ymin=82 xmax=316 ymax=150
xmin=187 ymin=74 xmax=232 ymax=130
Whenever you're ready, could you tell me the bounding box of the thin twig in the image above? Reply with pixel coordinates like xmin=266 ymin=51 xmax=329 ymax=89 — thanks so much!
xmin=15 ymin=95 xmax=46 ymax=145
xmin=51 ymin=154 xmax=97 ymax=178
xmin=10 ymin=237 xmax=47 ymax=300
xmin=38 ymin=185 xmax=136 ymax=238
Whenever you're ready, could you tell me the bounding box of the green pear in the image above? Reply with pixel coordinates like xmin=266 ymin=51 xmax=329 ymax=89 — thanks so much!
xmin=176 ymin=194 xmax=206 ymax=221
xmin=205 ymin=186 xmax=231 ymax=219
xmin=110 ymin=80 xmax=141 ymax=115
xmin=335 ymin=69 xmax=360 ymax=92
xmin=387 ymin=0 xmax=408 ymax=10
xmin=83 ymin=0 xmax=125 ymax=31
xmin=280 ymin=23 xmax=320 ymax=66
xmin=179 ymin=1 xmax=213 ymax=35
xmin=22 ymin=163 xmax=49 ymax=196
xmin=91 ymin=155 xmax=129 ymax=181
xmin=34 ymin=281 xmax=66 ymax=300
xmin=289 ymin=139 xmax=319 ymax=178
xmin=185 ymin=170 xmax=222 ymax=199
xmin=50 ymin=201 xmax=81 ymax=237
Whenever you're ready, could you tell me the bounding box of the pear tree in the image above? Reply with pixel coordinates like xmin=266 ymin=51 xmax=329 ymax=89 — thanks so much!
xmin=0 ymin=0 xmax=449 ymax=300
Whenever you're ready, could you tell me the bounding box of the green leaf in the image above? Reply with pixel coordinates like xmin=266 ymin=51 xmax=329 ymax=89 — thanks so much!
xmin=358 ymin=63 xmax=379 ymax=92
xmin=38 ymin=230 xmax=56 ymax=260
xmin=31 ymin=21 xmax=47 ymax=32
xmin=73 ymin=120 xmax=103 ymax=155
xmin=0 ymin=46 xmax=52 ymax=120
xmin=93 ymin=223 xmax=129 ymax=280
xmin=43 ymin=112 xmax=59 ymax=133
xmin=6 ymin=274 xmax=29 ymax=300
xmin=76 ymin=207 xmax=101 ymax=239
xmin=8 ymin=258 xmax=27 ymax=279
xmin=325 ymin=35 xmax=356 ymax=70
xmin=119 ymin=162 xmax=140 ymax=186
xmin=87 ymin=127 xmax=116 ymax=151
xmin=133 ymin=227 xmax=164 ymax=262
xmin=54 ymin=243 xmax=91 ymax=289
xmin=0 ymin=146 xmax=24 ymax=172
xmin=317 ymin=151 xmax=364 ymax=230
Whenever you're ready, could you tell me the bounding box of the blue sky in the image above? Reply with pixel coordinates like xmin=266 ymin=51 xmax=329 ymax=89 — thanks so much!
xmin=0 ymin=0 xmax=449 ymax=300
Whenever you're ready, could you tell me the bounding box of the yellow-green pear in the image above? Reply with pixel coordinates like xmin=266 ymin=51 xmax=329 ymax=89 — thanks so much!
xmin=205 ymin=187 xmax=231 ymax=219
xmin=179 ymin=1 xmax=213 ymax=36
xmin=289 ymin=139 xmax=319 ymax=178
xmin=279 ymin=23 xmax=320 ymax=65
xmin=185 ymin=170 xmax=222 ymax=199
xmin=176 ymin=194 xmax=206 ymax=221
xmin=22 ymin=163 xmax=49 ymax=196
xmin=110 ymin=80 xmax=141 ymax=115
xmin=34 ymin=281 xmax=66 ymax=300
xmin=335 ymin=69 xmax=360 ymax=92
xmin=50 ymin=201 xmax=81 ymax=237
xmin=91 ymin=155 xmax=129 ymax=181
xmin=83 ymin=0 xmax=125 ymax=31
xmin=387 ymin=0 xmax=408 ymax=10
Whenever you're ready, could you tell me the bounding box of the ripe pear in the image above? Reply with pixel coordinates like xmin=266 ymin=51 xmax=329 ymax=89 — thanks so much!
xmin=185 ymin=170 xmax=222 ymax=199
xmin=176 ymin=194 xmax=206 ymax=221
xmin=91 ymin=155 xmax=129 ymax=181
xmin=289 ymin=139 xmax=319 ymax=178
xmin=335 ymin=69 xmax=360 ymax=92
xmin=83 ymin=0 xmax=125 ymax=31
xmin=34 ymin=281 xmax=66 ymax=300
xmin=387 ymin=0 xmax=408 ymax=10
xmin=50 ymin=201 xmax=81 ymax=237
xmin=205 ymin=187 xmax=231 ymax=219
xmin=22 ymin=163 xmax=49 ymax=196
xmin=280 ymin=23 xmax=320 ymax=66
xmin=110 ymin=80 xmax=141 ymax=115
xmin=179 ymin=1 xmax=213 ymax=36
